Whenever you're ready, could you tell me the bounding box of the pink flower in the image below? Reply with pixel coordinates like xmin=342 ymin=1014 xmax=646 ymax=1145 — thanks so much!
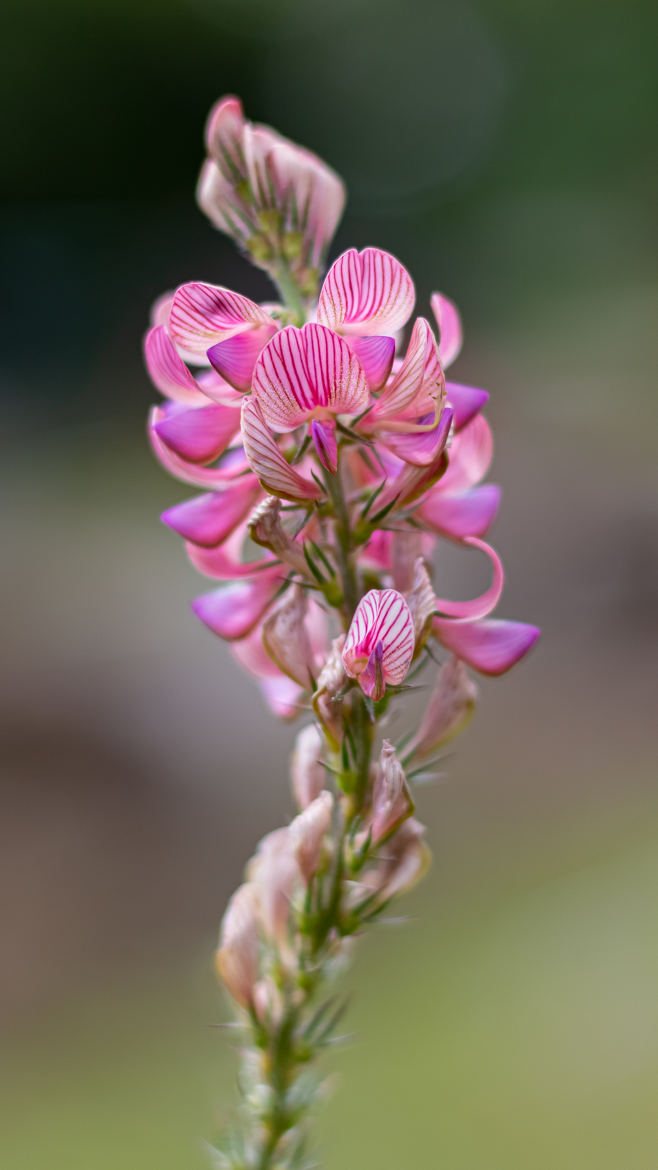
xmin=215 ymin=882 xmax=261 ymax=1009
xmin=342 ymin=589 xmax=415 ymax=701
xmin=369 ymin=741 xmax=414 ymax=844
xmin=168 ymin=283 xmax=278 ymax=392
xmin=197 ymin=95 xmax=346 ymax=283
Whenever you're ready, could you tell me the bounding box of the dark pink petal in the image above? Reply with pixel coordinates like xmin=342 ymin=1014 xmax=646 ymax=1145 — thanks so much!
xmin=343 ymin=589 xmax=415 ymax=690
xmin=359 ymin=640 xmax=386 ymax=701
xmin=192 ymin=576 xmax=279 ymax=641
xmin=154 ymin=402 xmax=241 ymax=464
xmin=317 ymin=248 xmax=415 ymax=336
xmin=446 ymin=382 xmax=489 ymax=432
xmin=379 ymin=414 xmax=450 ymax=466
xmin=144 ymin=326 xmax=208 ymax=406
xmin=430 ymin=293 xmax=462 ymax=368
xmin=241 ymin=399 xmax=323 ymax=502
xmin=186 ymin=534 xmax=274 ymax=580
xmin=149 ymin=407 xmax=250 ymax=488
xmin=207 ymin=326 xmax=275 ymax=392
xmin=350 ymin=335 xmax=396 ymax=390
xmin=311 ymin=419 xmax=337 ymax=473
xmin=433 ymin=538 xmax=503 ymax=620
xmin=161 ymin=480 xmax=259 ymax=548
xmin=419 ymin=484 xmax=501 ymax=539
xmin=433 ymin=618 xmax=540 ymax=676
xmin=169 ymin=282 xmax=275 ymax=362
xmin=375 ymin=408 xmax=454 ymax=510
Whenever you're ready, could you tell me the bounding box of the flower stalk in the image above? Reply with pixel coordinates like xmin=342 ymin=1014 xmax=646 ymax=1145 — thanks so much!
xmin=144 ymin=95 xmax=540 ymax=1169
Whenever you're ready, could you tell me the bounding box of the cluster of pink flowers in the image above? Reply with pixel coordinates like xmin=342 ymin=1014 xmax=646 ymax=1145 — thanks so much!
xmin=145 ymin=96 xmax=539 ymax=1169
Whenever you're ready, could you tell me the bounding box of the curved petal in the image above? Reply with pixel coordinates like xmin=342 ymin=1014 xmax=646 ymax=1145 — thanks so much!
xmin=439 ymin=414 xmax=493 ymax=494
xmin=369 ymin=318 xmax=443 ymax=424
xmin=252 ymin=324 xmax=369 ymax=431
xmin=207 ymin=326 xmax=276 ymax=392
xmin=149 ymin=407 xmax=251 ymax=487
xmin=266 ymin=141 xmax=346 ymax=266
xmin=154 ymin=401 xmax=241 ymax=464
xmin=317 ymin=247 xmax=415 ymax=336
xmin=204 ymin=95 xmax=246 ymax=169
xmin=169 ymin=282 xmax=275 ymax=362
xmin=241 ymin=398 xmax=323 ymax=502
xmin=433 ymin=617 xmax=540 ymax=676
xmin=186 ymin=533 xmax=274 ymax=580
xmin=161 ymin=480 xmax=260 ymax=548
xmin=430 ymin=292 xmax=462 ymax=368
xmin=343 ymin=589 xmax=415 ymax=688
xmin=350 ymin=335 xmax=395 ymax=390
xmin=433 ymin=537 xmax=504 ymax=620
xmin=143 ymin=326 xmax=208 ymax=406
xmin=419 ymin=484 xmax=501 ymax=539
xmin=379 ymin=412 xmax=451 ymax=466
xmin=192 ymin=575 xmax=280 ymax=641
xmin=446 ymin=382 xmax=489 ymax=432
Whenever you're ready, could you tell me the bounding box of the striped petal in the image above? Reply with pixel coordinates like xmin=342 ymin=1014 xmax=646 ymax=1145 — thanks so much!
xmin=144 ymin=326 xmax=208 ymax=406
xmin=343 ymin=589 xmax=415 ymax=697
xmin=433 ymin=538 xmax=504 ymax=620
xmin=204 ymin=95 xmax=246 ymax=171
xmin=252 ymin=324 xmax=369 ymax=432
xmin=154 ymin=401 xmax=241 ymax=464
xmin=161 ymin=480 xmax=260 ymax=548
xmin=446 ymin=382 xmax=489 ymax=432
xmin=169 ymin=282 xmax=276 ymax=363
xmin=192 ymin=577 xmax=280 ymax=642
xmin=266 ymin=141 xmax=346 ymax=267
xmin=433 ymin=617 xmax=540 ymax=676
xmin=430 ymin=293 xmax=462 ymax=368
xmin=368 ymin=319 xmax=444 ymax=429
xmin=317 ymin=248 xmax=415 ymax=336
xmin=241 ymin=398 xmax=323 ymax=502
xmin=419 ymin=484 xmax=501 ymax=539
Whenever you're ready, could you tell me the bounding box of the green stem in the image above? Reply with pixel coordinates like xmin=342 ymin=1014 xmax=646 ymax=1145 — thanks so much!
xmin=273 ymin=262 xmax=307 ymax=326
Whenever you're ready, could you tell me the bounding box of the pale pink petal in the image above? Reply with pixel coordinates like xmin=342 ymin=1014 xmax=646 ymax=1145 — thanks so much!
xmin=192 ymin=575 xmax=279 ymax=641
xmin=196 ymin=159 xmax=246 ymax=235
xmin=439 ymin=414 xmax=493 ymax=494
xmin=266 ymin=141 xmax=346 ymax=266
xmin=144 ymin=326 xmax=209 ymax=406
xmin=433 ymin=537 xmax=504 ymax=620
xmin=446 ymin=382 xmax=489 ymax=431
xmin=154 ymin=402 xmax=241 ymax=464
xmin=241 ymin=399 xmax=323 ymax=503
xmin=252 ymin=324 xmax=369 ymax=432
xmin=317 ymin=248 xmax=415 ymax=336
xmin=350 ymin=335 xmax=395 ymax=390
xmin=430 ymin=292 xmax=463 ymax=368
xmin=419 ymin=484 xmax=501 ymax=539
xmin=149 ymin=407 xmax=251 ymax=488
xmin=169 ymin=282 xmax=275 ymax=362
xmin=161 ymin=480 xmax=259 ymax=548
xmin=343 ymin=589 xmax=415 ymax=691
xmin=369 ymin=319 xmax=443 ymax=425
xmin=150 ymin=292 xmax=174 ymax=328
xmin=433 ymin=618 xmax=540 ymax=676
xmin=204 ymin=95 xmax=246 ymax=169
xmin=260 ymin=676 xmax=305 ymax=719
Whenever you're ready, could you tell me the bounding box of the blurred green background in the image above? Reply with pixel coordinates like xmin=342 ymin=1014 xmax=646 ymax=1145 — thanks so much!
xmin=2 ymin=0 xmax=657 ymax=1166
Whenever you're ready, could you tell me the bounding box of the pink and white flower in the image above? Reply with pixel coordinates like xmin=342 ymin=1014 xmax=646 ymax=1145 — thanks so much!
xmin=342 ymin=589 xmax=415 ymax=701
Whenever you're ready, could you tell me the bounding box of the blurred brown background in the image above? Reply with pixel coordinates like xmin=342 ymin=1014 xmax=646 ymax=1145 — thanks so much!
xmin=2 ymin=0 xmax=657 ymax=1166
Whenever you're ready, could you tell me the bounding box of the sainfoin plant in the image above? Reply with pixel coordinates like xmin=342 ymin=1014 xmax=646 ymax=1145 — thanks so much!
xmin=145 ymin=96 xmax=539 ymax=1169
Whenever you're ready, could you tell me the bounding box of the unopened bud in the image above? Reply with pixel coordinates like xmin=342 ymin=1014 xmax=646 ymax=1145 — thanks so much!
xmin=370 ymin=740 xmax=414 ymax=844
xmin=248 ymin=828 xmax=300 ymax=952
xmin=215 ymin=882 xmax=261 ymax=1009
xmin=248 ymin=496 xmax=308 ymax=575
xmin=290 ymin=723 xmax=326 ymax=809
xmin=411 ymin=657 xmax=477 ymax=759
xmin=405 ymin=558 xmax=437 ymax=656
xmin=262 ymin=585 xmax=315 ymax=687
xmin=289 ymin=790 xmax=333 ymax=881
xmin=312 ymin=635 xmax=347 ymax=748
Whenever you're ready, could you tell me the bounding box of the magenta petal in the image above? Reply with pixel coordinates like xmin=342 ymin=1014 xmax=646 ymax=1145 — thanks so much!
xmin=439 ymin=414 xmax=493 ymax=494
xmin=311 ymin=418 xmax=337 ymax=473
xmin=207 ymin=326 xmax=273 ymax=392
xmin=144 ymin=326 xmax=208 ymax=406
xmin=430 ymin=293 xmax=462 ymax=368
xmin=420 ymin=484 xmax=502 ymax=539
xmin=446 ymin=382 xmax=489 ymax=432
xmin=192 ymin=578 xmax=279 ymax=641
xmin=434 ymin=538 xmax=504 ymax=619
xmin=154 ymin=402 xmax=241 ymax=464
xmin=161 ymin=481 xmax=258 ymax=548
xmin=350 ymin=335 xmax=396 ymax=390
xmin=186 ymin=531 xmax=274 ymax=580
xmin=380 ymin=415 xmax=449 ymax=467
xmin=149 ymin=407 xmax=250 ymax=488
xmin=433 ymin=618 xmax=540 ymax=676
xmin=359 ymin=640 xmax=386 ymax=701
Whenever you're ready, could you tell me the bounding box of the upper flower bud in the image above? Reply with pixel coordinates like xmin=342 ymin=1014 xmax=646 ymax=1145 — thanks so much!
xmin=342 ymin=589 xmax=415 ymax=702
xmin=215 ymin=882 xmax=261 ymax=1009
xmin=197 ymin=96 xmax=346 ymax=289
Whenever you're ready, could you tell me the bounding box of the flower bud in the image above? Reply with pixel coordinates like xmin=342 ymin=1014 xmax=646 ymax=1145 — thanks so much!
xmin=365 ymin=818 xmax=431 ymax=901
xmin=215 ymin=882 xmax=261 ymax=1009
xmin=343 ymin=589 xmax=415 ymax=701
xmin=290 ymin=723 xmax=326 ymax=810
xmin=248 ymin=496 xmax=308 ymax=576
xmin=405 ymin=558 xmax=438 ymax=656
xmin=411 ymin=657 xmax=477 ymax=759
xmin=370 ymin=741 xmax=414 ymax=844
xmin=262 ymin=585 xmax=315 ymax=688
xmin=312 ymin=635 xmax=347 ymax=748
xmin=248 ymin=828 xmax=300 ymax=952
xmin=289 ymin=790 xmax=333 ymax=882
